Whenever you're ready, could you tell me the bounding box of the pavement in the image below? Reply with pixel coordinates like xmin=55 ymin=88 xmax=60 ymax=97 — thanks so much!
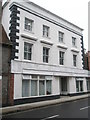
xmin=1 ymin=94 xmax=89 ymax=116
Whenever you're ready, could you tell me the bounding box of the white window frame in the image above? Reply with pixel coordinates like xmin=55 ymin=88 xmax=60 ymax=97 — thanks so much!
xmin=43 ymin=25 xmax=50 ymax=38
xmin=24 ymin=42 xmax=32 ymax=60
xmin=73 ymin=54 xmax=77 ymax=67
xmin=22 ymin=75 xmax=52 ymax=98
xmin=58 ymin=31 xmax=64 ymax=43
xmin=72 ymin=37 xmax=76 ymax=47
xmin=22 ymin=79 xmax=30 ymax=97
xmin=87 ymin=80 xmax=90 ymax=91
xmin=59 ymin=51 xmax=64 ymax=65
xmin=24 ymin=17 xmax=34 ymax=32
xmin=76 ymin=80 xmax=83 ymax=92
xmin=43 ymin=47 xmax=49 ymax=63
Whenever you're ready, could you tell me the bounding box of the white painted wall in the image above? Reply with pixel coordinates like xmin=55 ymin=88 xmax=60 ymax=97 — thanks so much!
xmin=68 ymin=77 xmax=76 ymax=94
xmin=52 ymin=77 xmax=60 ymax=95
xmin=14 ymin=74 xmax=22 ymax=99
xmin=2 ymin=0 xmax=84 ymax=70
xmin=83 ymin=78 xmax=87 ymax=92
xmin=2 ymin=0 xmax=89 ymax=99
xmin=18 ymin=4 xmax=83 ymax=69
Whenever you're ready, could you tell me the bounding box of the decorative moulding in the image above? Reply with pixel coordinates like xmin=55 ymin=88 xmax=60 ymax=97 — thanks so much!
xmin=57 ymin=43 xmax=68 ymax=49
xmin=40 ymin=39 xmax=53 ymax=46
xmin=21 ymin=33 xmax=38 ymax=41
xmin=71 ymin=47 xmax=79 ymax=53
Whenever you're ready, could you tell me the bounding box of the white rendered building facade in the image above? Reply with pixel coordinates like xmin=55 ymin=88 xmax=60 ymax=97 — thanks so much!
xmin=2 ymin=0 xmax=89 ymax=104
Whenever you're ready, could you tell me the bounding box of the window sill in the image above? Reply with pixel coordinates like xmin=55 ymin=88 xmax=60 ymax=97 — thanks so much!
xmin=40 ymin=39 xmax=53 ymax=46
xmin=43 ymin=62 xmax=50 ymax=65
xmin=57 ymin=43 xmax=68 ymax=49
xmin=71 ymin=47 xmax=79 ymax=53
xmin=24 ymin=29 xmax=34 ymax=34
xmin=22 ymin=59 xmax=35 ymax=63
xmin=21 ymin=33 xmax=38 ymax=41
xmin=59 ymin=64 xmax=64 ymax=66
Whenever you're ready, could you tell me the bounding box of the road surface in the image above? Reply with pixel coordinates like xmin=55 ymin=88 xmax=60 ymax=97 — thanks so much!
xmin=3 ymin=97 xmax=90 ymax=119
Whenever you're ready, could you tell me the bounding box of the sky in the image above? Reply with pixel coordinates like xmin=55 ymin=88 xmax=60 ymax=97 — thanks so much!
xmin=3 ymin=0 xmax=89 ymax=51
xmin=29 ymin=0 xmax=89 ymax=51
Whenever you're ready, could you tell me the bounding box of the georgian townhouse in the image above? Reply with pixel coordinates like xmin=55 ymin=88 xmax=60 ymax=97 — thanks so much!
xmin=2 ymin=0 xmax=90 ymax=105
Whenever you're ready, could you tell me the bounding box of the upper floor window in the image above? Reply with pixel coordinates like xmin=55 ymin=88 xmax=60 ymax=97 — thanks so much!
xmin=24 ymin=42 xmax=32 ymax=60
xmin=43 ymin=47 xmax=49 ymax=63
xmin=43 ymin=25 xmax=50 ymax=37
xmin=58 ymin=31 xmax=64 ymax=43
xmin=59 ymin=51 xmax=64 ymax=65
xmin=72 ymin=37 xmax=76 ymax=47
xmin=73 ymin=54 xmax=77 ymax=67
xmin=25 ymin=17 xmax=33 ymax=32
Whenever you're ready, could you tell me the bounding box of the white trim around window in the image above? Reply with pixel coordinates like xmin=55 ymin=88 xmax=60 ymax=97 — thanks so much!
xmin=24 ymin=17 xmax=34 ymax=33
xmin=22 ymin=75 xmax=52 ymax=98
xmin=76 ymin=80 xmax=83 ymax=92
xmin=59 ymin=51 xmax=65 ymax=65
xmin=22 ymin=39 xmax=34 ymax=62
xmin=43 ymin=25 xmax=50 ymax=38
xmin=58 ymin=31 xmax=64 ymax=43
xmin=72 ymin=37 xmax=77 ymax=48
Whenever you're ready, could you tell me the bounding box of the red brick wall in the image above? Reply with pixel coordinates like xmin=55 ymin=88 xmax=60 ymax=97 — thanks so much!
xmin=8 ymin=74 xmax=14 ymax=105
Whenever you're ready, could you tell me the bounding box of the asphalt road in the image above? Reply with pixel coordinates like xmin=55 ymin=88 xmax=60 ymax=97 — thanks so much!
xmin=3 ymin=97 xmax=90 ymax=119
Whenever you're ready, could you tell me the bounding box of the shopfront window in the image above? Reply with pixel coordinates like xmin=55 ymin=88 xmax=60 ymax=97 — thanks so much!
xmin=76 ymin=80 xmax=83 ymax=92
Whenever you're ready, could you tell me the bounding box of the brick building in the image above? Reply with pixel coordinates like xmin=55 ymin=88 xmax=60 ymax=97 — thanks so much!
xmin=84 ymin=51 xmax=90 ymax=71
xmin=0 ymin=25 xmax=13 ymax=106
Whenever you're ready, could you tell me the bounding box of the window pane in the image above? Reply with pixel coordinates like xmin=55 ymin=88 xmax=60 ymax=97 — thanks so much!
xmin=43 ymin=48 xmax=45 ymax=55
xmin=73 ymin=55 xmax=77 ymax=66
xmin=40 ymin=76 xmax=45 ymax=80
xmin=28 ymin=53 xmax=31 ymax=60
xmin=24 ymin=52 xmax=27 ymax=59
xmin=76 ymin=81 xmax=79 ymax=92
xmin=43 ymin=47 xmax=49 ymax=63
xmin=24 ymin=43 xmax=27 ymax=51
xmin=59 ymin=51 xmax=64 ymax=65
xmin=32 ymin=75 xmax=38 ymax=79
xmin=22 ymin=80 xmax=29 ymax=97
xmin=39 ymin=81 xmax=45 ymax=95
xmin=46 ymin=56 xmax=48 ymax=63
xmin=28 ymin=46 xmax=32 ymax=52
xmin=46 ymin=80 xmax=52 ymax=95
xmin=59 ymin=32 xmax=64 ymax=42
xmin=43 ymin=25 xmax=49 ymax=37
xmin=80 ymin=81 xmax=83 ymax=91
xmin=46 ymin=49 xmax=49 ymax=55
xmin=31 ymin=80 xmax=37 ymax=96
xmin=25 ymin=18 xmax=33 ymax=31
xmin=72 ymin=37 xmax=76 ymax=46
xmin=24 ymin=42 xmax=32 ymax=60
xmin=43 ymin=56 xmax=46 ymax=62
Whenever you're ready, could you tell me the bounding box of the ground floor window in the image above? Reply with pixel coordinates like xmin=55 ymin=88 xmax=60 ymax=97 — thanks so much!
xmin=22 ymin=80 xmax=30 ymax=97
xmin=76 ymin=80 xmax=83 ymax=92
xmin=87 ymin=80 xmax=90 ymax=91
xmin=31 ymin=80 xmax=38 ymax=96
xmin=22 ymin=75 xmax=52 ymax=97
xmin=39 ymin=80 xmax=45 ymax=95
